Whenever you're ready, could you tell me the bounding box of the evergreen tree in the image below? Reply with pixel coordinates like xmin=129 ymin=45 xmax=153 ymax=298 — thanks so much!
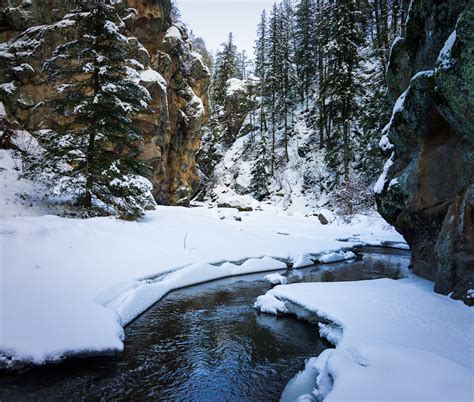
xmin=249 ymin=134 xmax=269 ymax=200
xmin=24 ymin=3 xmax=155 ymax=219
xmin=254 ymin=10 xmax=269 ymax=133
xmin=191 ymin=34 xmax=214 ymax=74
xmin=294 ymin=0 xmax=317 ymax=103
xmin=278 ymin=0 xmax=298 ymax=162
xmin=211 ymin=32 xmax=241 ymax=105
xmin=238 ymin=50 xmax=249 ymax=80
xmin=266 ymin=3 xmax=281 ymax=176
xmin=324 ymin=0 xmax=366 ymax=183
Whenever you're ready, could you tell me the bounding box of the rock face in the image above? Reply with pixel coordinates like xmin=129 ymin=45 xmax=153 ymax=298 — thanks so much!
xmin=376 ymin=1 xmax=473 ymax=305
xmin=198 ymin=78 xmax=257 ymax=180
xmin=0 ymin=0 xmax=210 ymax=206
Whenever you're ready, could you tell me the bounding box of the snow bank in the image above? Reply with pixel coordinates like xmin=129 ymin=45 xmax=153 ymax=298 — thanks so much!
xmin=0 ymin=203 xmax=405 ymax=368
xmin=264 ymin=273 xmax=288 ymax=285
xmin=256 ymin=278 xmax=474 ymax=401
xmin=317 ymin=250 xmax=356 ymax=264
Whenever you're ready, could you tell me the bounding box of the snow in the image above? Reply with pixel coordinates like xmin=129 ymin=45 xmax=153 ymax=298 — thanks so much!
xmin=0 ymin=81 xmax=16 ymax=94
xmin=437 ymin=30 xmax=457 ymax=70
xmin=256 ymin=277 xmax=474 ymax=402
xmin=292 ymin=254 xmax=314 ymax=268
xmin=140 ymin=68 xmax=167 ymax=92
xmin=0 ymin=157 xmax=405 ymax=367
xmin=264 ymin=272 xmax=288 ymax=285
xmin=0 ymin=101 xmax=6 ymax=117
xmin=226 ymin=78 xmax=246 ymax=96
xmin=317 ymin=250 xmax=356 ymax=264
xmin=378 ymin=133 xmax=393 ymax=151
xmin=373 ymin=152 xmax=394 ymax=194
xmin=380 ymin=89 xmax=407 ymax=141
xmin=164 ymin=26 xmax=182 ymax=46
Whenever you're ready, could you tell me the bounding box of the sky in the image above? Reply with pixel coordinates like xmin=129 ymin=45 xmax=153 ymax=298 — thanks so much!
xmin=176 ymin=0 xmax=275 ymax=59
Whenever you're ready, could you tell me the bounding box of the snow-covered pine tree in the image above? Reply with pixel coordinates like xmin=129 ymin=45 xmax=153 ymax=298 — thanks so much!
xmin=294 ymin=0 xmax=317 ymax=105
xmin=24 ymin=2 xmax=155 ymax=219
xmin=281 ymin=0 xmax=298 ymax=162
xmin=254 ymin=10 xmax=269 ymax=133
xmin=323 ymin=0 xmax=366 ymax=184
xmin=211 ymin=32 xmax=241 ymax=106
xmin=238 ymin=50 xmax=249 ymax=80
xmin=249 ymin=134 xmax=269 ymax=201
xmin=266 ymin=3 xmax=282 ymax=176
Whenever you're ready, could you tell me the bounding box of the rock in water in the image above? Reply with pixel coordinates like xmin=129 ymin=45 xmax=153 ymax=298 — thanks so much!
xmin=0 ymin=0 xmax=210 ymax=206
xmin=376 ymin=1 xmax=473 ymax=305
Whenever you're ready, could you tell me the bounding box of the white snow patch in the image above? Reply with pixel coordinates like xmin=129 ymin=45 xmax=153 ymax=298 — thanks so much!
xmin=257 ymin=278 xmax=474 ymax=401
xmin=164 ymin=26 xmax=182 ymax=45
xmin=318 ymin=251 xmax=356 ymax=264
xmin=437 ymin=30 xmax=457 ymax=70
xmin=0 ymin=82 xmax=16 ymax=94
xmin=226 ymin=78 xmax=246 ymax=96
xmin=373 ymin=152 xmax=394 ymax=194
xmin=264 ymin=273 xmax=288 ymax=285
xmin=292 ymin=254 xmax=314 ymax=268
xmin=0 ymin=101 xmax=6 ymax=117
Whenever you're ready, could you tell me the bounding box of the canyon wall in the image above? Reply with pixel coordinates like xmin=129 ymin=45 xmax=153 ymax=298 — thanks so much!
xmin=376 ymin=0 xmax=473 ymax=304
xmin=0 ymin=0 xmax=210 ymax=205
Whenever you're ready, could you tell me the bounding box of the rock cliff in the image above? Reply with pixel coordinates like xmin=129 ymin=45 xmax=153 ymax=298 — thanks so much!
xmin=376 ymin=0 xmax=473 ymax=304
xmin=0 ymin=0 xmax=210 ymax=205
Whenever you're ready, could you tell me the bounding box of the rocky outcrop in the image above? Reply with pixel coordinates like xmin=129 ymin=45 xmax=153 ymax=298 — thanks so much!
xmin=198 ymin=77 xmax=257 ymax=179
xmin=0 ymin=0 xmax=210 ymax=206
xmin=376 ymin=1 xmax=473 ymax=305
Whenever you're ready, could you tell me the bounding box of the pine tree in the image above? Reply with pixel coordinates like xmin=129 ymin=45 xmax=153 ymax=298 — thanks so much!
xmin=254 ymin=10 xmax=269 ymax=133
xmin=249 ymin=134 xmax=269 ymax=200
xmin=294 ymin=0 xmax=317 ymax=104
xmin=24 ymin=3 xmax=155 ymax=219
xmin=278 ymin=0 xmax=298 ymax=162
xmin=238 ymin=50 xmax=249 ymax=80
xmin=266 ymin=3 xmax=281 ymax=176
xmin=211 ymin=32 xmax=241 ymax=105
xmin=324 ymin=0 xmax=366 ymax=184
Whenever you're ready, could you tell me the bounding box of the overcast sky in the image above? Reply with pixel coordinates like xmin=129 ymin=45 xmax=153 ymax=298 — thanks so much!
xmin=176 ymin=0 xmax=275 ymax=59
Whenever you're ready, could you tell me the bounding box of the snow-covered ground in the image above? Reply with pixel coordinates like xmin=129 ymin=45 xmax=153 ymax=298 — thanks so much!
xmin=0 ymin=145 xmax=405 ymax=369
xmin=255 ymin=277 xmax=474 ymax=401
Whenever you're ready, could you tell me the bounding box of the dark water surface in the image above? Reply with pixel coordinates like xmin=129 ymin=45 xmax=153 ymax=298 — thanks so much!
xmin=0 ymin=248 xmax=409 ymax=401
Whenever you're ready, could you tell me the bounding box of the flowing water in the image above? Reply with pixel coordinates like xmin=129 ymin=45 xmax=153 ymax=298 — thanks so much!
xmin=0 ymin=248 xmax=410 ymax=401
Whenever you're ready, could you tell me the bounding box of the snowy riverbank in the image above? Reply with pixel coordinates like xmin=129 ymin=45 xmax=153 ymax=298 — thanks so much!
xmin=0 ymin=203 xmax=404 ymax=369
xmin=255 ymin=276 xmax=474 ymax=401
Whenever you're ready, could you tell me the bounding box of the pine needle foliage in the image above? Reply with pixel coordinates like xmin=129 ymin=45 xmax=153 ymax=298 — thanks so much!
xmin=24 ymin=2 xmax=156 ymax=219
